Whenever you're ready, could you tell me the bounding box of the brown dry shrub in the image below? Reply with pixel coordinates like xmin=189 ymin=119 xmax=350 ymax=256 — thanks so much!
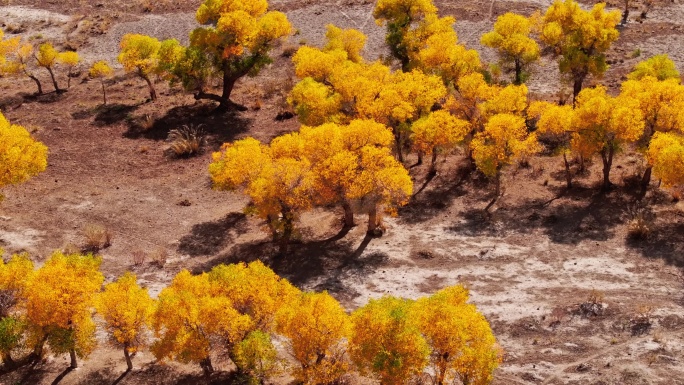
xmin=131 ymin=249 xmax=147 ymax=267
xmin=82 ymin=224 xmax=112 ymax=252
xmin=150 ymin=247 xmax=168 ymax=268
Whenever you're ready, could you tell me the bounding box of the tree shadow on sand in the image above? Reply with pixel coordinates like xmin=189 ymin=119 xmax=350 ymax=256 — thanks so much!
xmin=177 ymin=213 xmax=249 ymax=257
xmin=626 ymin=210 xmax=684 ymax=268
xmin=123 ymin=104 xmax=251 ymax=148
xmin=447 ymin=184 xmax=635 ymax=244
xmin=194 ymin=230 xmax=388 ymax=304
xmin=71 ymin=103 xmax=142 ymax=127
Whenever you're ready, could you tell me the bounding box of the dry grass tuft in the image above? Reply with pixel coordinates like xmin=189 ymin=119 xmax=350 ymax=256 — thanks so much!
xmin=166 ymin=124 xmax=206 ymax=158
xmin=82 ymin=224 xmax=112 ymax=252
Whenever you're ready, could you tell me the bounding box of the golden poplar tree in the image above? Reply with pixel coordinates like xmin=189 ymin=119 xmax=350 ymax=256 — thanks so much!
xmin=411 ymin=110 xmax=470 ymax=174
xmin=23 ymin=252 xmax=103 ymax=369
xmin=163 ymin=0 xmax=291 ymax=111
xmin=0 ymin=112 xmax=48 ymax=198
xmin=96 ymin=272 xmax=155 ymax=371
xmin=118 ymin=34 xmax=162 ymax=101
xmin=481 ymin=12 xmax=540 ymax=85
xmin=152 ymin=270 xmax=252 ymax=375
xmin=539 ymin=0 xmax=621 ymax=102
xmin=413 ymin=286 xmax=501 ymax=385
xmin=0 ymin=253 xmax=33 ymax=367
xmin=276 ymin=291 xmax=350 ymax=384
xmin=350 ymin=296 xmax=429 ymax=384
xmin=89 ymin=60 xmax=113 ymax=105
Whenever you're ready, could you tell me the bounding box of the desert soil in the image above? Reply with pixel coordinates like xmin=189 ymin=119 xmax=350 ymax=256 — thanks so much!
xmin=1 ymin=0 xmax=683 ymax=384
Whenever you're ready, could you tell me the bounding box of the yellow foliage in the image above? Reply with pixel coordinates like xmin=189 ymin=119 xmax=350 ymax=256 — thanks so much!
xmin=350 ymin=296 xmax=429 ymax=384
xmin=96 ymin=272 xmax=154 ymax=353
xmin=0 ymin=112 xmax=48 ymax=191
xmin=58 ymin=51 xmax=79 ymax=67
xmin=24 ymin=251 xmax=103 ymax=358
xmin=471 ymin=113 xmax=540 ymax=177
xmin=373 ymin=0 xmax=437 ymax=23
xmin=324 ymin=24 xmax=367 ymax=64
xmin=540 ymin=0 xmax=620 ymax=90
xmin=152 ymin=270 xmax=253 ymax=365
xmin=276 ymin=291 xmax=350 ymax=384
xmin=35 ymin=43 xmax=59 ymax=69
xmin=619 ymin=76 xmax=684 ymax=135
xmin=208 ymin=261 xmax=300 ymax=332
xmin=89 ymin=60 xmax=113 ymax=79
xmin=0 ymin=253 xmax=34 ymax=298
xmin=481 ymin=12 xmax=539 ymax=84
xmin=628 ymin=54 xmax=681 ymax=81
xmin=413 ymin=286 xmax=501 ymax=385
xmin=288 ymin=77 xmax=342 ymax=126
xmin=411 ymin=110 xmax=470 ymax=155
xmin=647 ymin=131 xmax=684 ymax=187
xmin=118 ymin=34 xmax=161 ymax=77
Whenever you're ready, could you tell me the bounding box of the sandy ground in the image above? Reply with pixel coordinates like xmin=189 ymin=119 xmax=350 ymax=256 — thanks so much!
xmin=1 ymin=0 xmax=684 ymax=384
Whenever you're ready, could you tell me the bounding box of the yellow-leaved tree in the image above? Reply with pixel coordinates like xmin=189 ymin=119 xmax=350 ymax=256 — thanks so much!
xmin=572 ymin=86 xmax=645 ymax=190
xmin=96 ymin=272 xmax=155 ymax=371
xmin=481 ymin=12 xmax=540 ymax=85
xmin=23 ymin=252 xmax=103 ymax=369
xmin=276 ymin=291 xmax=350 ymax=384
xmin=59 ymin=51 xmax=79 ymax=89
xmin=89 ymin=60 xmax=113 ymax=105
xmin=413 ymin=286 xmax=501 ymax=385
xmin=539 ymin=0 xmax=621 ymax=102
xmin=162 ymin=0 xmax=292 ymax=111
xmin=619 ymin=56 xmax=684 ymax=193
xmin=350 ymin=296 xmax=429 ymax=384
xmin=647 ymin=131 xmax=684 ymax=188
xmin=0 ymin=112 xmax=48 ymax=199
xmin=118 ymin=34 xmax=163 ymax=101
xmin=152 ymin=270 xmax=253 ymax=375
xmin=628 ymin=54 xmax=681 ymax=81
xmin=209 ymin=136 xmax=314 ymax=254
xmin=0 ymin=253 xmax=34 ymax=367
xmin=471 ymin=113 xmax=540 ymax=210
xmin=528 ymin=101 xmax=576 ymax=188
xmin=411 ymin=110 xmax=470 ymax=174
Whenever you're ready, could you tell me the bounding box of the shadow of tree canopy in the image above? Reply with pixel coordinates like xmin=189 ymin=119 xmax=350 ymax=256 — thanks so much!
xmin=71 ymin=103 xmax=141 ymax=128
xmin=447 ymin=185 xmax=635 ymax=244
xmin=626 ymin=211 xmax=684 ymax=268
xmin=123 ymin=104 xmax=251 ymax=149
xmin=195 ymin=231 xmax=388 ymax=304
xmin=73 ymin=364 xmax=234 ymax=385
xmin=177 ymin=213 xmax=248 ymax=257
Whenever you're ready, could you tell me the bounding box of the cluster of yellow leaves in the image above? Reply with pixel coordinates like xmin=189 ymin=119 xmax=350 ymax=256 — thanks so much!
xmin=96 ymin=272 xmax=154 ymax=356
xmin=276 ymin=292 xmax=350 ymax=384
xmin=540 ymin=0 xmax=621 ymax=96
xmin=24 ymin=252 xmax=103 ymax=359
xmin=89 ymin=60 xmax=113 ymax=79
xmin=0 ymin=112 xmax=48 ymax=191
xmin=647 ymin=132 xmax=684 ymax=187
xmin=471 ymin=113 xmax=540 ymax=178
xmin=627 ymin=54 xmax=681 ymax=81
xmin=210 ymin=120 xmax=412 ymax=236
xmin=194 ymin=0 xmax=291 ymax=58
xmin=350 ymin=286 xmax=500 ymax=385
xmin=481 ymin=12 xmax=540 ymax=84
xmin=118 ymin=34 xmax=162 ymax=78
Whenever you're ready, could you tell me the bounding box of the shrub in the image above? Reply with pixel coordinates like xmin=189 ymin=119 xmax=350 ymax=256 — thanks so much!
xmin=150 ymin=247 xmax=167 ymax=268
xmin=627 ymin=202 xmax=653 ymax=240
xmin=82 ymin=224 xmax=112 ymax=252
xmin=131 ymin=249 xmax=147 ymax=267
xmin=166 ymin=125 xmax=206 ymax=158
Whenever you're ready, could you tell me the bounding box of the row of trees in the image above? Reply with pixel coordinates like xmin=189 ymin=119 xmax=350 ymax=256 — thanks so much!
xmin=0 ymin=252 xmax=500 ymax=385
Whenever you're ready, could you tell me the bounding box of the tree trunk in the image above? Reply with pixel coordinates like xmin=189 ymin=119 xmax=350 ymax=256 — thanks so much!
xmin=266 ymin=214 xmax=279 ymax=242
xmin=563 ymin=152 xmax=573 ymax=189
xmin=622 ymin=4 xmax=630 ymax=25
xmin=27 ymin=73 xmax=43 ymax=95
xmin=142 ymin=75 xmax=157 ymax=101
xmin=485 ymin=170 xmax=502 ymax=213
xmin=395 ymin=128 xmax=404 ymax=163
xmin=46 ymin=67 xmax=62 ymax=93
xmin=601 ymin=146 xmax=614 ymax=191
xmin=342 ymin=200 xmax=355 ymax=228
xmin=367 ymin=206 xmax=379 ymax=235
xmin=123 ymin=345 xmax=133 ymax=371
xmin=572 ymin=75 xmax=585 ymax=105
xmin=514 ymin=58 xmax=523 ymax=85
xmin=200 ymin=357 xmax=214 ymax=376
xmin=221 ymin=72 xmax=237 ymax=110
xmin=101 ymin=81 xmax=107 ymax=105
xmin=429 ymin=148 xmax=439 ymax=176
xmin=640 ymin=165 xmax=652 ymax=197
xmin=69 ymin=349 xmax=78 ymax=369
xmin=278 ymin=210 xmax=294 ymax=255
xmin=416 ymin=152 xmax=423 ymax=166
